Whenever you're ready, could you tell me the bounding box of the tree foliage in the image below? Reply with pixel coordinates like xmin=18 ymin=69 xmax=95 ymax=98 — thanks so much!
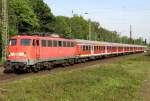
xmin=0 ymin=0 xmax=146 ymax=45
xmin=8 ymin=0 xmax=39 ymax=33
xmin=29 ymin=0 xmax=55 ymax=32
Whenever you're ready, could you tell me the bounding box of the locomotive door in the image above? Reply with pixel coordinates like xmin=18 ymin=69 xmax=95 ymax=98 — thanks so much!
xmin=36 ymin=40 xmax=40 ymax=59
xmin=33 ymin=39 xmax=40 ymax=59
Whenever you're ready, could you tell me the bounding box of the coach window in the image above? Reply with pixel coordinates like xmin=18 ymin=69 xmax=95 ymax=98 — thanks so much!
xmin=99 ymin=46 xmax=101 ymax=50
xmin=71 ymin=42 xmax=74 ymax=47
xmin=21 ymin=39 xmax=31 ymax=46
xmin=86 ymin=46 xmax=88 ymax=50
xmin=70 ymin=42 xmax=73 ymax=47
xmin=88 ymin=46 xmax=90 ymax=50
xmin=80 ymin=46 xmax=82 ymax=50
xmin=82 ymin=45 xmax=84 ymax=51
xmin=89 ymin=46 xmax=91 ymax=50
xmin=53 ymin=40 xmax=58 ymax=47
xmin=41 ymin=40 xmax=47 ymax=47
xmin=94 ymin=46 xmax=96 ymax=50
xmin=85 ymin=46 xmax=87 ymax=51
xmin=82 ymin=46 xmax=84 ymax=51
xmin=101 ymin=46 xmax=103 ymax=50
xmin=103 ymin=46 xmax=105 ymax=50
xmin=48 ymin=40 xmax=53 ymax=47
xmin=83 ymin=46 xmax=85 ymax=51
xmin=84 ymin=46 xmax=86 ymax=50
xmin=107 ymin=46 xmax=111 ymax=50
xmin=84 ymin=46 xmax=86 ymax=51
xmin=107 ymin=46 xmax=109 ymax=50
xmin=97 ymin=46 xmax=99 ymax=50
xmin=81 ymin=46 xmax=84 ymax=51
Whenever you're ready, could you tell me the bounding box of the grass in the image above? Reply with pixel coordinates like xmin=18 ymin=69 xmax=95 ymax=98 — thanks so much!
xmin=0 ymin=69 xmax=3 ymax=75
xmin=0 ymin=58 xmax=3 ymax=75
xmin=0 ymin=54 xmax=150 ymax=101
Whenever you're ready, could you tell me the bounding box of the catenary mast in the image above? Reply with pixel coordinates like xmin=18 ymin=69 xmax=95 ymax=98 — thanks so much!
xmin=1 ymin=0 xmax=8 ymax=63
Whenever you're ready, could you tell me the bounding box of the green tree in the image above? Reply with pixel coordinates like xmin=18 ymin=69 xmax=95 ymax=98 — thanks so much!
xmin=29 ymin=0 xmax=55 ymax=32
xmin=54 ymin=16 xmax=70 ymax=35
xmin=70 ymin=15 xmax=89 ymax=39
xmin=9 ymin=0 xmax=39 ymax=33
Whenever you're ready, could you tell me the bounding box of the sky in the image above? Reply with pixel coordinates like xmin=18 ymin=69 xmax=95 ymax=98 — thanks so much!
xmin=44 ymin=0 xmax=150 ymax=41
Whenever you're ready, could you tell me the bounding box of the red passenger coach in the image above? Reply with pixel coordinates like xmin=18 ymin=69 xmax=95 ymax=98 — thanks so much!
xmin=4 ymin=35 xmax=147 ymax=73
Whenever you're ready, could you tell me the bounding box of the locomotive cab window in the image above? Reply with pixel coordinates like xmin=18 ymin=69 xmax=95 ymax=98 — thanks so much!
xmin=10 ymin=39 xmax=17 ymax=46
xmin=21 ymin=39 xmax=31 ymax=46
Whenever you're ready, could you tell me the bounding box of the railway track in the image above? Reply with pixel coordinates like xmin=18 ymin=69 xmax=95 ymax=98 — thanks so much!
xmin=0 ymin=53 xmax=145 ymax=84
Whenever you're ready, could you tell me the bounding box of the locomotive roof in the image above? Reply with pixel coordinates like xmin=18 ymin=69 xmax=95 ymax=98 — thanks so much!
xmin=11 ymin=35 xmax=75 ymax=42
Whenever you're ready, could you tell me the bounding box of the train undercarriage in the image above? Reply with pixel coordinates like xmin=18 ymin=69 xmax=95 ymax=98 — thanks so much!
xmin=3 ymin=51 xmax=143 ymax=74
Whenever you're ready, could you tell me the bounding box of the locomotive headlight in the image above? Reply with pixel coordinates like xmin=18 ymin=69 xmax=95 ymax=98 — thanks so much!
xmin=9 ymin=52 xmax=15 ymax=56
xmin=8 ymin=52 xmax=26 ymax=57
xmin=18 ymin=52 xmax=26 ymax=57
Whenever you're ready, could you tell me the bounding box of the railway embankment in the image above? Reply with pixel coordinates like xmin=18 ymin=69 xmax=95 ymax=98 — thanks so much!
xmin=0 ymin=54 xmax=150 ymax=101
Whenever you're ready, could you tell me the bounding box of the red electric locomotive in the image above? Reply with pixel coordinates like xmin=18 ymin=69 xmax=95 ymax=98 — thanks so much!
xmin=4 ymin=34 xmax=147 ymax=73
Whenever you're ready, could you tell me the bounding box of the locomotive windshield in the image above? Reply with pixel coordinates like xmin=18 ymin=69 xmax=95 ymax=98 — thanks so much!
xmin=9 ymin=39 xmax=17 ymax=46
xmin=21 ymin=39 xmax=31 ymax=46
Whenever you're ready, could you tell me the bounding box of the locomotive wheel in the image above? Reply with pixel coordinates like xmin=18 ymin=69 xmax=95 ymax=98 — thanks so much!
xmin=3 ymin=63 xmax=14 ymax=73
xmin=3 ymin=65 xmax=13 ymax=73
xmin=31 ymin=65 xmax=39 ymax=73
xmin=3 ymin=68 xmax=13 ymax=73
xmin=14 ymin=65 xmax=23 ymax=74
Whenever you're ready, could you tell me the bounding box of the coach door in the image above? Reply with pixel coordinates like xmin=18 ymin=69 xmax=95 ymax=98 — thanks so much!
xmin=33 ymin=39 xmax=40 ymax=59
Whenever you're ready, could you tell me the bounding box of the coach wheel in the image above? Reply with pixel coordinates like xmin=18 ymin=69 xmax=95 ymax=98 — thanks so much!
xmin=63 ymin=62 xmax=70 ymax=67
xmin=69 ymin=59 xmax=75 ymax=65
